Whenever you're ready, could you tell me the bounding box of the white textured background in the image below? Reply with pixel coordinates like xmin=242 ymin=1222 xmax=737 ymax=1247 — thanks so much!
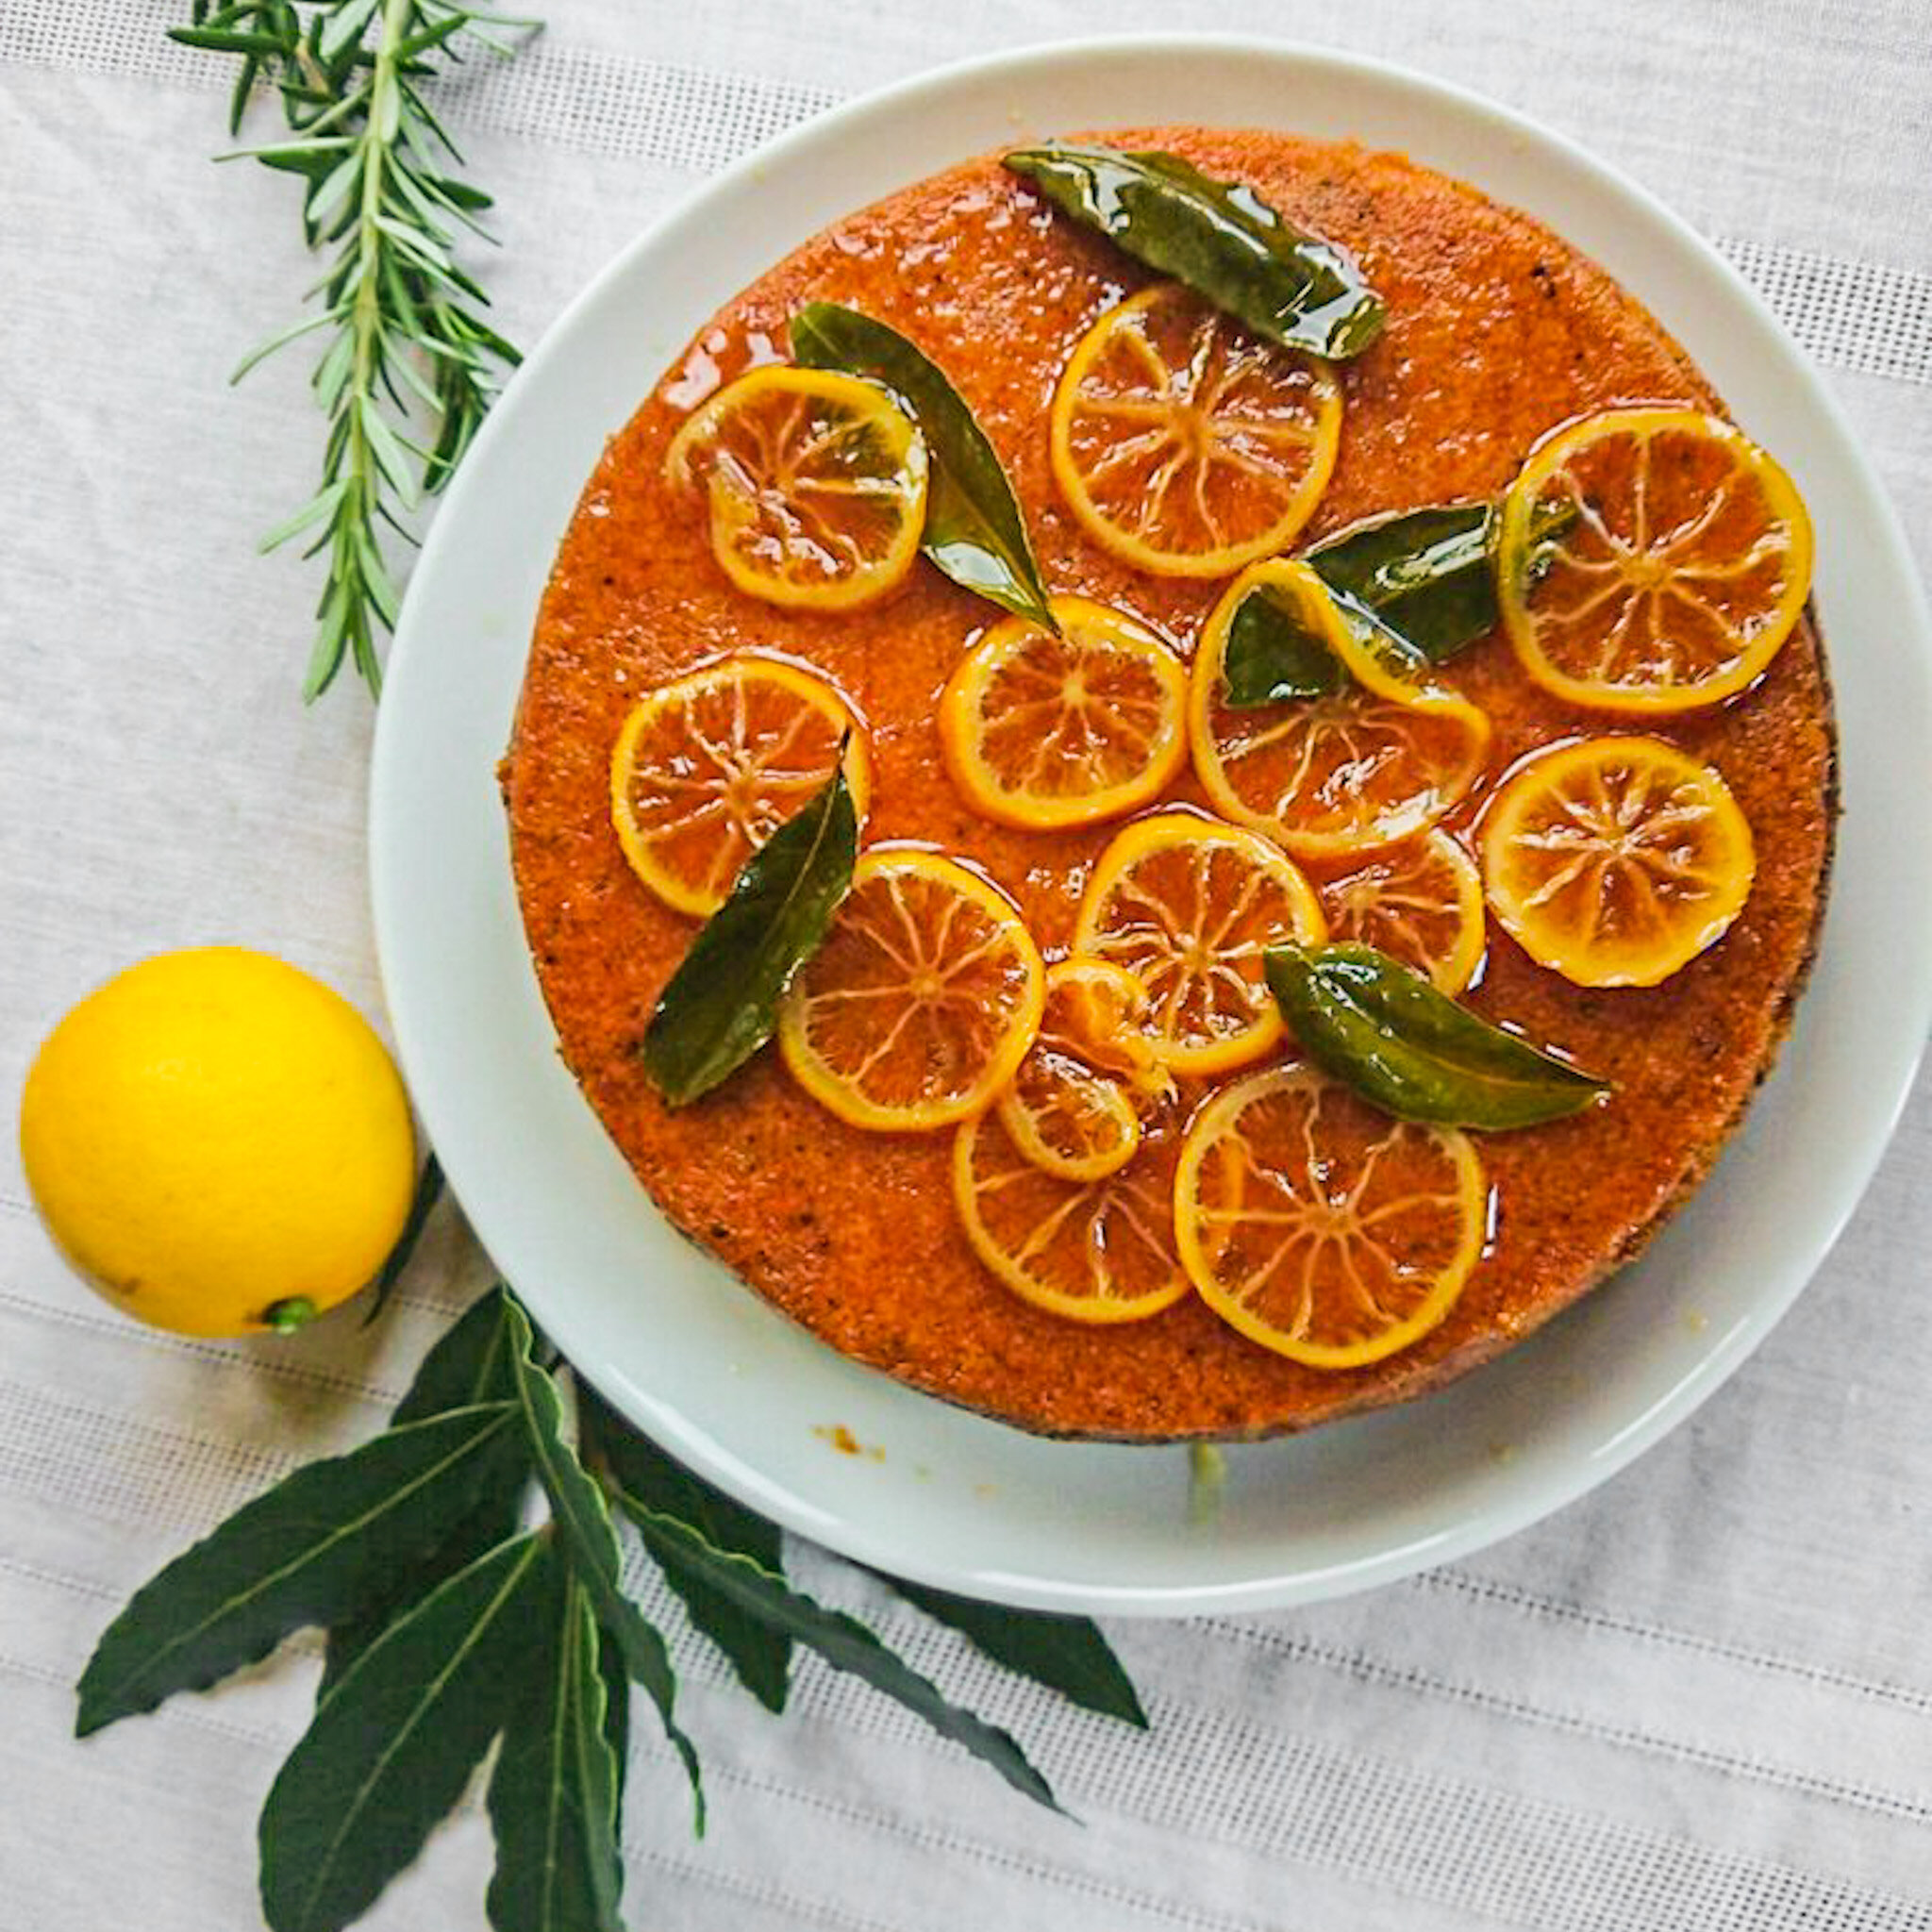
xmin=4 ymin=2 xmax=1930 ymax=1926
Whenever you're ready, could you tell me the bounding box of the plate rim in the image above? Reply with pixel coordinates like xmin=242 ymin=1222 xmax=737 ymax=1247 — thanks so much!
xmin=370 ymin=31 xmax=1932 ymax=1615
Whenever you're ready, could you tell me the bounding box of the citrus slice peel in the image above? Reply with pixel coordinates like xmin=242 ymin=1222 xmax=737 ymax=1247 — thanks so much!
xmin=777 ymin=849 xmax=1044 ymax=1131
xmin=993 ymin=958 xmax=1166 ymax=1183
xmin=940 ymin=596 xmax=1190 ymax=830
xmin=1173 ymin=1062 xmax=1487 ymax=1368
xmin=1049 ymin=283 xmax=1341 ymax=577
xmin=1479 ymin=734 xmax=1756 ymax=988
xmin=954 ymin=1100 xmax=1191 ymax=1324
xmin=1072 ymin=810 xmax=1325 ymax=1076
xmin=610 ymin=655 xmax=871 ymax=918
xmin=665 ymin=366 xmax=929 ymax=611
xmin=1190 ymin=559 xmax=1491 ymax=859
xmin=1496 ymin=407 xmax=1813 ymax=714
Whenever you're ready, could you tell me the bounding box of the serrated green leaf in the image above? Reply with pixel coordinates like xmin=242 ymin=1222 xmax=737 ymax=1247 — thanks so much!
xmin=318 ymin=1470 xmax=528 ymax=1698
xmin=641 ymin=762 xmax=857 ymax=1108
xmin=75 ymin=1402 xmax=518 ymax=1736
xmin=486 ymin=1557 xmax=625 ymax=1932
xmin=878 ymin=1574 xmax=1147 ymax=1728
xmin=393 ymin=1284 xmax=516 ymax=1424
xmin=582 ymin=1393 xmax=791 ymax=1713
xmin=610 ymin=1496 xmax=1063 ymax=1815
xmin=503 ymin=1299 xmax=705 ymax=1827
xmin=258 ymin=1531 xmax=551 ymax=1932
xmin=597 ymin=1622 xmax=631 ymax=1812
xmin=790 ymin=301 xmax=1058 ymax=631
xmin=321 ymin=1289 xmax=532 ymax=1690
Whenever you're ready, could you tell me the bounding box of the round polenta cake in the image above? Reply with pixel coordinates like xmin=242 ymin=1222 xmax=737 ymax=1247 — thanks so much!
xmin=503 ymin=128 xmax=1834 ymax=1441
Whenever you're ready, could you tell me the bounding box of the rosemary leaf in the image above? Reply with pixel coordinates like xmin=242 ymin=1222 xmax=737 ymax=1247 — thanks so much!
xmin=170 ymin=0 xmax=534 ymax=699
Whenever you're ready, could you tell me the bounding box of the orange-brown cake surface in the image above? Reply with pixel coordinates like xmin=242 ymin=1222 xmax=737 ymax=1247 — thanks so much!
xmin=504 ymin=129 xmax=1834 ymax=1440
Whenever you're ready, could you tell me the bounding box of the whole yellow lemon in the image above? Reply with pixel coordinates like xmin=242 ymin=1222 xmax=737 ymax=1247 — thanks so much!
xmin=19 ymin=947 xmax=417 ymax=1337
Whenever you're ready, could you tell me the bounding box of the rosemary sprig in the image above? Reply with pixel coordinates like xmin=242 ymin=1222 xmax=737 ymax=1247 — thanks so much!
xmin=172 ymin=0 xmax=532 ymax=699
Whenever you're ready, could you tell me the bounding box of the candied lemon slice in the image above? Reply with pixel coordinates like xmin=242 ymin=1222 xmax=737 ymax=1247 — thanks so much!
xmin=939 ymin=596 xmax=1189 ymax=830
xmin=665 ymin=366 xmax=928 ymax=611
xmin=1049 ymin=283 xmax=1341 ymax=577
xmin=610 ymin=656 xmax=872 ymax=917
xmin=1480 ymin=735 xmax=1755 ymax=988
xmin=996 ymin=1055 xmax=1141 ymax=1184
xmin=1315 ymin=828 xmax=1487 ymax=996
xmin=1174 ymin=1063 xmax=1486 ymax=1368
xmin=777 ymin=850 xmax=1043 ymax=1131
xmin=1072 ymin=811 xmax=1325 ymax=1076
xmin=1496 ymin=407 xmax=1813 ymax=713
xmin=1031 ymin=956 xmax=1171 ymax=1100
xmin=954 ymin=1093 xmax=1191 ymax=1324
xmin=994 ymin=958 xmax=1168 ymax=1182
xmin=1190 ymin=559 xmax=1491 ymax=858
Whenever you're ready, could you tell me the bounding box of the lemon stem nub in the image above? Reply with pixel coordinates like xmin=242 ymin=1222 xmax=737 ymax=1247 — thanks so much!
xmin=263 ymin=1297 xmax=318 ymax=1335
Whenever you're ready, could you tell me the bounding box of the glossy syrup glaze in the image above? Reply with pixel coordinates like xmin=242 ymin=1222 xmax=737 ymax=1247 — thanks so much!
xmin=505 ymin=130 xmax=1834 ymax=1440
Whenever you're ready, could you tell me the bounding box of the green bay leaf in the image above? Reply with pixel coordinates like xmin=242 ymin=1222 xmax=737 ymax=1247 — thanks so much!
xmin=1306 ymin=503 xmax=1496 ymax=663
xmin=1002 ymin=142 xmax=1383 ymax=358
xmin=791 ymin=302 xmax=1057 ymax=631
xmin=1221 ymin=580 xmax=1348 ymax=706
xmin=641 ymin=761 xmax=857 ymax=1107
xmin=75 ymin=1400 xmax=519 ymax=1736
xmin=504 ymin=1298 xmax=705 ymax=1828
xmin=322 ymin=1289 xmax=532 ymax=1690
xmin=358 ymin=1151 xmax=445 ymax=1328
xmin=1264 ymin=942 xmax=1611 ymax=1130
xmin=485 ymin=1557 xmax=626 ymax=1932
xmin=318 ymin=1462 xmax=530 ymax=1698
xmin=583 ymin=1392 xmax=792 ymax=1714
xmin=1305 ymin=496 xmax=1578 ymax=666
xmin=258 ymin=1531 xmax=552 ymax=1932
xmin=609 ymin=1495 xmax=1064 ymax=1816
xmin=877 ymin=1574 xmax=1146 ymax=1729
xmin=597 ymin=1623 xmax=631 ymax=1811
xmin=391 ymin=1283 xmax=518 ymax=1424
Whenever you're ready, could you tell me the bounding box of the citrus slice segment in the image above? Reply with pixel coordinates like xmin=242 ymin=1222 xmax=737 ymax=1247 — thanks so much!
xmin=1049 ymin=283 xmax=1341 ymax=578
xmin=1174 ymin=1063 xmax=1486 ymax=1368
xmin=1315 ymin=829 xmax=1487 ymax=995
xmin=1190 ymin=560 xmax=1491 ymax=858
xmin=1479 ymin=735 xmax=1756 ymax=988
xmin=993 ymin=958 xmax=1167 ymax=1182
xmin=996 ymin=1054 xmax=1141 ymax=1184
xmin=610 ymin=656 xmax=872 ymax=917
xmin=1032 ymin=956 xmax=1172 ymax=1100
xmin=1496 ymin=407 xmax=1814 ymax=713
xmin=939 ymin=596 xmax=1189 ymax=829
xmin=1072 ymin=811 xmax=1325 ymax=1076
xmin=954 ymin=1093 xmax=1191 ymax=1324
xmin=664 ymin=367 xmax=928 ymax=611
xmin=777 ymin=850 xmax=1044 ymax=1131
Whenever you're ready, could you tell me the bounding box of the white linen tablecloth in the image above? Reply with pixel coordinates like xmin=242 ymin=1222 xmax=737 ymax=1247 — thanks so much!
xmin=5 ymin=2 xmax=1930 ymax=1925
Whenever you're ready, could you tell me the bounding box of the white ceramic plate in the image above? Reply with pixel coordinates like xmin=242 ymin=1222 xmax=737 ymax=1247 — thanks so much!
xmin=370 ymin=36 xmax=1932 ymax=1615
